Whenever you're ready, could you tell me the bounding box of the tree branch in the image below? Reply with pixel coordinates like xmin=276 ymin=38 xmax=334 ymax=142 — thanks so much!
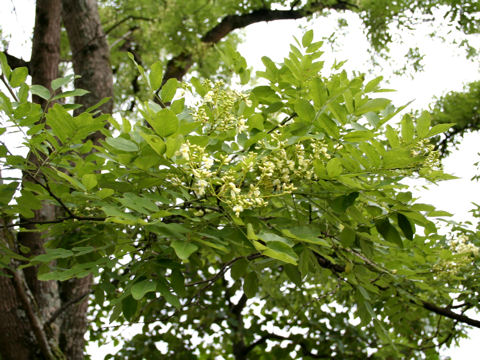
xmin=185 ymin=253 xmax=263 ymax=287
xmin=45 ymin=290 xmax=91 ymax=328
xmin=161 ymin=3 xmax=352 ymax=85
xmin=244 ymin=331 xmax=329 ymax=358
xmin=104 ymin=15 xmax=153 ymax=35
xmin=2 ymin=51 xmax=30 ymax=72
xmin=421 ymin=301 xmax=480 ymax=328
xmin=0 ymin=216 xmax=106 ymax=229
xmin=8 ymin=268 xmax=55 ymax=359
xmin=312 ymin=250 xmax=480 ymax=329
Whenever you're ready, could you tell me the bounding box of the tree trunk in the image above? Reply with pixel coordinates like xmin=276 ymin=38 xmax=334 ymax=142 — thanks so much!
xmin=0 ymin=1 xmax=63 ymax=359
xmin=58 ymin=1 xmax=114 ymax=358
xmin=62 ymin=0 xmax=113 ymax=118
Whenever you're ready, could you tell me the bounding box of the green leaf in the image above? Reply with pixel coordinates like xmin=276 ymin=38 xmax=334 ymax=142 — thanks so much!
xmin=131 ymin=280 xmax=157 ymax=300
xmin=147 ymin=109 xmax=179 ymax=137
xmin=105 ymin=137 xmax=139 ymax=152
xmin=263 ymin=241 xmax=298 ymax=265
xmin=385 ymin=125 xmax=400 ymax=148
xmin=171 ymin=240 xmax=198 ymax=261
xmin=170 ymin=269 xmax=186 ymax=297
xmin=243 ymin=272 xmax=258 ymax=298
xmin=426 ymin=123 xmax=454 ymax=138
xmin=314 ymin=114 xmax=339 ymax=138
xmin=51 ymin=88 xmax=89 ymax=101
xmin=375 ymin=218 xmax=403 ymax=247
xmin=302 ymin=30 xmax=314 ymax=47
xmin=156 ymin=278 xmax=181 ymax=309
xmin=364 ymin=76 xmax=383 ymax=93
xmin=55 ymin=170 xmax=86 ymax=191
xmin=81 ymin=174 xmax=97 ymax=191
xmin=31 ymin=248 xmax=74 ymax=263
xmin=166 ymin=134 xmax=183 ymax=158
xmin=339 ymin=226 xmax=356 ymax=246
xmin=284 ymin=264 xmax=302 ymax=287
xmin=160 ymin=78 xmax=178 ymax=103
xmin=257 ymin=231 xmax=294 ymax=246
xmin=354 ymin=98 xmax=391 ymax=115
xmin=247 ymin=113 xmax=264 ymax=130
xmin=251 ymin=86 xmax=280 ymax=104
xmin=96 ymin=188 xmax=115 ymax=199
xmin=0 ymin=52 xmax=11 ymax=78
xmin=343 ymin=130 xmax=374 ymax=142
xmin=326 ymin=157 xmax=343 ymax=178
xmin=0 ymin=182 xmax=18 ymax=205
xmin=122 ymin=295 xmax=138 ymax=321
xmin=329 ymin=192 xmax=359 ymax=213
xmin=45 ymin=104 xmax=75 ymax=143
xmin=397 ymin=213 xmax=414 ymax=240
xmin=51 ymin=74 xmax=75 ymax=91
xmin=139 ymin=132 xmax=166 ymax=155
xmin=416 ymin=111 xmax=431 ymax=138
xmin=30 ymin=85 xmax=51 ymax=100
xmin=294 ymin=99 xmax=315 ymax=122
xmin=231 ymin=258 xmax=248 ymax=280
xmin=149 ymin=61 xmax=163 ymax=91
xmin=281 ymin=226 xmax=329 ymax=246
xmin=85 ymin=97 xmax=111 ymax=113
xmin=9 ymin=67 xmax=28 ymax=88
xmin=401 ymin=115 xmax=414 ymax=143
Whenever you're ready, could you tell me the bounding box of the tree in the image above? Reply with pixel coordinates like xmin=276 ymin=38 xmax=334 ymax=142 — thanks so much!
xmin=428 ymin=81 xmax=480 ymax=157
xmin=0 ymin=1 xmax=479 ymax=359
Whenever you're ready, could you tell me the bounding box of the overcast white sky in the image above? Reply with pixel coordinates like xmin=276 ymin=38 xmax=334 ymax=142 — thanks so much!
xmin=1 ymin=1 xmax=480 ymax=359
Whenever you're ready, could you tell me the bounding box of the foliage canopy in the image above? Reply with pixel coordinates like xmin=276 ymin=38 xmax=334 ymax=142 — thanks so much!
xmin=1 ymin=29 xmax=480 ymax=359
xmin=1 ymin=0 xmax=480 ymax=358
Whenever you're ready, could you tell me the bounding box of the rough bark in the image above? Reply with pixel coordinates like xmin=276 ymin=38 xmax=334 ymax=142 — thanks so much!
xmin=29 ymin=0 xmax=62 ymax=107
xmin=62 ymin=0 xmax=113 ymax=119
xmin=59 ymin=1 xmax=114 ymax=358
xmin=0 ymin=223 xmax=38 ymax=360
xmin=0 ymin=1 xmax=63 ymax=359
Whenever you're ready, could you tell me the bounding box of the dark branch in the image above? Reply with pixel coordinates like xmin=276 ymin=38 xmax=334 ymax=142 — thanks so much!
xmin=421 ymin=301 xmax=480 ymax=328
xmin=311 ymin=249 xmax=480 ymax=329
xmin=161 ymin=6 xmax=329 ymax=85
xmin=45 ymin=290 xmax=91 ymax=328
xmin=244 ymin=331 xmax=329 ymax=358
xmin=104 ymin=15 xmax=153 ymax=35
xmin=2 ymin=51 xmax=31 ymax=72
xmin=186 ymin=253 xmax=263 ymax=287
xmin=201 ymin=8 xmax=306 ymax=44
xmin=0 ymin=216 xmax=106 ymax=229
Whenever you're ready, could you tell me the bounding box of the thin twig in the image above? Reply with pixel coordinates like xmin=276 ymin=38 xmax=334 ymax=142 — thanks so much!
xmin=0 ymin=74 xmax=19 ymax=102
xmin=45 ymin=290 xmax=91 ymax=328
xmin=186 ymin=253 xmax=263 ymax=287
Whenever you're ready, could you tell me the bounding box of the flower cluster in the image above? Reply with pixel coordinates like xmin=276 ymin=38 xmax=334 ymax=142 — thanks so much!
xmin=176 ymin=141 xmax=215 ymax=197
xmin=411 ymin=139 xmax=440 ymax=170
xmin=193 ymin=80 xmax=251 ymax=134
xmin=434 ymin=234 xmax=479 ymax=276
xmin=174 ymin=116 xmax=333 ymax=218
xmin=450 ymin=234 xmax=479 ymax=256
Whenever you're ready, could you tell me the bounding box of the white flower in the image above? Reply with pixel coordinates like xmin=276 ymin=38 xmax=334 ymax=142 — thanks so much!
xmin=195 ymin=179 xmax=208 ymax=196
xmin=204 ymin=91 xmax=214 ymax=103
xmin=179 ymin=143 xmax=190 ymax=160
xmin=203 ymin=156 xmax=214 ymax=169
xmin=238 ymin=118 xmax=248 ymax=133
xmin=233 ymin=205 xmax=243 ymax=217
